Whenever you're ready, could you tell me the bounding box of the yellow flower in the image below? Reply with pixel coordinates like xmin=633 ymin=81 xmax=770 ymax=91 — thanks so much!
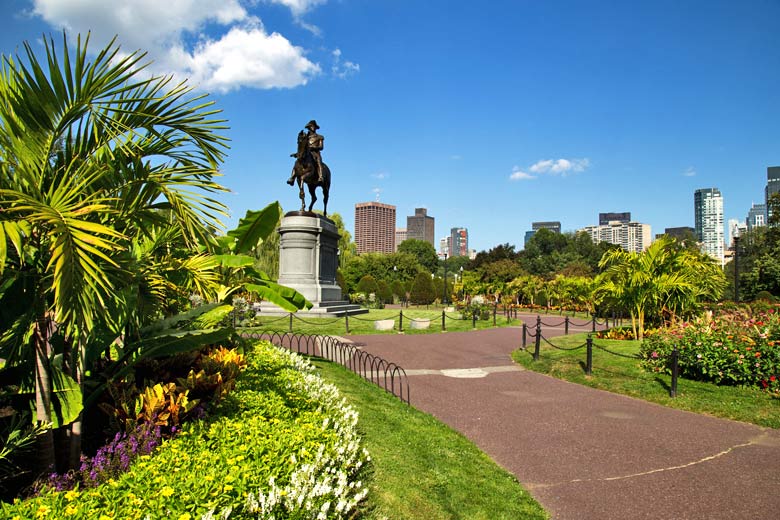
xmin=224 ymin=474 xmax=235 ymax=483
xmin=204 ymin=475 xmax=214 ymax=482
xmin=36 ymin=505 xmax=51 ymax=519
xmin=161 ymin=486 xmax=175 ymax=498
xmin=223 ymin=485 xmax=234 ymax=492
xmin=177 ymin=514 xmax=191 ymax=520
xmin=65 ymin=489 xmax=79 ymax=501
xmin=65 ymin=505 xmax=78 ymax=516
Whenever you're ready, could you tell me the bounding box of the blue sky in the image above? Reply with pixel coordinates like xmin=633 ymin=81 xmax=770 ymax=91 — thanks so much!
xmin=3 ymin=0 xmax=779 ymax=252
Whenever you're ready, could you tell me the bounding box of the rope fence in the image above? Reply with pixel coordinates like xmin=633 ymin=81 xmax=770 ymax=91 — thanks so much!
xmin=247 ymin=306 xmax=525 ymax=334
xmin=521 ymin=316 xmax=680 ymax=397
xmin=241 ymin=330 xmax=410 ymax=405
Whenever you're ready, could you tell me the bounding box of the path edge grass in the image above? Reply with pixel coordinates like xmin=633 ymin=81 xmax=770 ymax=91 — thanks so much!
xmin=512 ymin=333 xmax=780 ymax=429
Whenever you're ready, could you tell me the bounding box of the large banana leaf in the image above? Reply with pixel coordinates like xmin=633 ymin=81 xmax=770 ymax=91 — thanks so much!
xmin=212 ymin=254 xmax=256 ymax=269
xmin=245 ymin=281 xmax=311 ymax=312
xmin=226 ymin=202 xmax=282 ymax=254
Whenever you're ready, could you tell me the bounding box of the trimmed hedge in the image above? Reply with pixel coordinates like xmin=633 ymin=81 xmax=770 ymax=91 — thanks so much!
xmin=3 ymin=341 xmax=369 ymax=519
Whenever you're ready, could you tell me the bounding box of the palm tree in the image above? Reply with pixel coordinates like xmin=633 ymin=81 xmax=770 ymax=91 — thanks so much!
xmin=595 ymin=237 xmax=724 ymax=340
xmin=0 ymin=33 xmax=230 ymax=472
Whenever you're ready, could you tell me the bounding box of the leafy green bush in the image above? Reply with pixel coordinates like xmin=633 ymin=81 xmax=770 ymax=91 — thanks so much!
xmin=459 ymin=301 xmax=492 ymax=321
xmin=2 ymin=342 xmax=369 ymax=519
xmin=640 ymin=309 xmax=780 ymax=394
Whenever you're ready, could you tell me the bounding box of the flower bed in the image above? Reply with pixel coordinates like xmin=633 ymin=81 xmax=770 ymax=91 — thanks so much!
xmin=3 ymin=341 xmax=369 ymax=519
xmin=640 ymin=309 xmax=780 ymax=394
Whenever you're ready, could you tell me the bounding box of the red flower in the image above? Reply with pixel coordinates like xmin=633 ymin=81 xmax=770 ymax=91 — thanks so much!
xmin=771 ymin=375 xmax=777 ymax=382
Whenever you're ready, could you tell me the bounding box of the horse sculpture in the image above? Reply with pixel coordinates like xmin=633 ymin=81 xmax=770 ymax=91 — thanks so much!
xmin=288 ymin=130 xmax=331 ymax=216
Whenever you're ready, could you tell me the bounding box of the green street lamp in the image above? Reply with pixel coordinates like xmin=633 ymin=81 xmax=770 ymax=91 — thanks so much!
xmin=443 ymin=252 xmax=448 ymax=305
xmin=733 ymin=229 xmax=740 ymax=303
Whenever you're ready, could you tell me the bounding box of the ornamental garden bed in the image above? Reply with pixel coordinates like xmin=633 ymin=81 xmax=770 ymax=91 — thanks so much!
xmin=2 ymin=342 xmax=369 ymax=519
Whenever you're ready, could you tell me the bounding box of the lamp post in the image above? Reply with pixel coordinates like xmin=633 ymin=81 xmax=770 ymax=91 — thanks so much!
xmin=460 ymin=265 xmax=464 ymax=302
xmin=733 ymin=230 xmax=740 ymax=303
xmin=443 ymin=253 xmax=448 ymax=306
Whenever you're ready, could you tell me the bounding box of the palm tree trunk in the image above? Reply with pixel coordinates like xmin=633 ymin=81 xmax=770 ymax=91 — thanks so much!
xmin=34 ymin=312 xmax=56 ymax=474
xmin=68 ymin=339 xmax=84 ymax=469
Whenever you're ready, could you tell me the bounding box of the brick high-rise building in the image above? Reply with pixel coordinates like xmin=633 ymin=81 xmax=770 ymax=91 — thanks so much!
xmin=406 ymin=208 xmax=435 ymax=247
xmin=355 ymin=202 xmax=396 ymax=254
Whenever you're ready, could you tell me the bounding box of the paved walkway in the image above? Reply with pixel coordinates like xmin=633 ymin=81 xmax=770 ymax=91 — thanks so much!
xmin=347 ymin=316 xmax=780 ymax=519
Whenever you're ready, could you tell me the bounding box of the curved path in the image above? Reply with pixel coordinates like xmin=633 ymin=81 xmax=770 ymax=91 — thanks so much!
xmin=347 ymin=315 xmax=780 ymax=520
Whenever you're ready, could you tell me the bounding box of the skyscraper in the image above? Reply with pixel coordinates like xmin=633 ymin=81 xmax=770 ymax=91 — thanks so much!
xmin=394 ymin=228 xmax=407 ymax=250
xmin=524 ymin=221 xmax=561 ymax=245
xmin=354 ymin=202 xmax=396 ymax=254
xmin=694 ymin=188 xmax=724 ymax=264
xmin=449 ymin=227 xmax=469 ymax=257
xmin=580 ymin=221 xmax=651 ymax=253
xmin=406 ymin=208 xmax=435 ymax=247
xmin=766 ymin=166 xmax=780 ymax=223
xmin=598 ymin=212 xmax=631 ymax=226
xmin=747 ymin=203 xmax=766 ymax=230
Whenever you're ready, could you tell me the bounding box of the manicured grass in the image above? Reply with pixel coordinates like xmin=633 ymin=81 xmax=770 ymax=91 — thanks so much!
xmin=246 ymin=307 xmax=520 ymax=336
xmin=313 ymin=359 xmax=548 ymax=520
xmin=512 ymin=333 xmax=780 ymax=429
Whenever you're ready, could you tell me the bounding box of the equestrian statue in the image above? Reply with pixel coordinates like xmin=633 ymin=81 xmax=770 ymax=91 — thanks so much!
xmin=287 ymin=120 xmax=331 ymax=216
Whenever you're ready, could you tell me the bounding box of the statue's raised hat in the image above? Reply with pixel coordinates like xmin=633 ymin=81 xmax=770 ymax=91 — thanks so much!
xmin=305 ymin=120 xmax=320 ymax=131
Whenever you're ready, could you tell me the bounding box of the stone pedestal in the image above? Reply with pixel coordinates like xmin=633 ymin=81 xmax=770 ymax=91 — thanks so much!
xmin=256 ymin=212 xmax=365 ymax=317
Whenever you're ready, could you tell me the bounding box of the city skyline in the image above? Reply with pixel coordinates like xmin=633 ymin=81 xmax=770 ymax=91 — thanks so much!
xmin=2 ymin=1 xmax=779 ymax=252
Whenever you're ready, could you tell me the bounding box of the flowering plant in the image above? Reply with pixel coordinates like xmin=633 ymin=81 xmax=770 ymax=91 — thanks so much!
xmin=640 ymin=308 xmax=780 ymax=394
xmin=6 ymin=341 xmax=370 ymax=519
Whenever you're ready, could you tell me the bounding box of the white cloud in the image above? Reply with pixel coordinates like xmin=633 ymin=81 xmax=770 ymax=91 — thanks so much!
xmin=30 ymin=0 xmax=321 ymax=91
xmin=182 ymin=26 xmax=320 ymax=92
xmin=529 ymin=158 xmax=590 ymax=175
xmin=268 ymin=0 xmax=327 ymax=17
xmin=331 ymin=48 xmax=360 ymax=79
xmin=371 ymin=171 xmax=388 ymax=180
xmin=509 ymin=166 xmax=536 ymax=181
xmin=682 ymin=166 xmax=697 ymax=177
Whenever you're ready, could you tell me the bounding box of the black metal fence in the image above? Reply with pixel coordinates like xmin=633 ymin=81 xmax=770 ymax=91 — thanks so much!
xmin=241 ymin=331 xmax=410 ymax=404
xmin=521 ymin=316 xmax=680 ymax=398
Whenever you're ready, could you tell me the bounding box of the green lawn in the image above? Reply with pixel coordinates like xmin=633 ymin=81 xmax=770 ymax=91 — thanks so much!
xmin=512 ymin=333 xmax=780 ymax=429
xmin=245 ymin=307 xmax=520 ymax=336
xmin=313 ymin=359 xmax=548 ymax=520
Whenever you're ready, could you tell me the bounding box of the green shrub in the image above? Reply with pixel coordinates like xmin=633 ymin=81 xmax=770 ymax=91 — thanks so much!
xmin=640 ymin=309 xmax=780 ymax=394
xmin=459 ymin=300 xmax=492 ymax=321
xmin=356 ymin=275 xmax=379 ymax=296
xmin=3 ymin=342 xmax=369 ymax=519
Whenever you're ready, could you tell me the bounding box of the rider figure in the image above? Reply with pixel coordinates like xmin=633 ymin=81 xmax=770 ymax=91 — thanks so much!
xmin=287 ymin=120 xmax=324 ymax=185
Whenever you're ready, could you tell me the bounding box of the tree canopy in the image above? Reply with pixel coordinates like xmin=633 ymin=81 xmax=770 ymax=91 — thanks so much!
xmin=397 ymin=238 xmax=439 ymax=273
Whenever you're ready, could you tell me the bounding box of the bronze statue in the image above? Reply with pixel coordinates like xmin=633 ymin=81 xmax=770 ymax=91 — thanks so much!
xmin=287 ymin=120 xmax=331 ymax=215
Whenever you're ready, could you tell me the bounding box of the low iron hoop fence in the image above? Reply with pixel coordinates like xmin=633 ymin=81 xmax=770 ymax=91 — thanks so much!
xmin=241 ymin=330 xmax=410 ymax=405
xmin=521 ymin=316 xmax=681 ymax=398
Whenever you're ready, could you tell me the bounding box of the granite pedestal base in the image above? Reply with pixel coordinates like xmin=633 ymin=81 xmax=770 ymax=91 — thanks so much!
xmin=255 ymin=212 xmax=364 ymax=318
